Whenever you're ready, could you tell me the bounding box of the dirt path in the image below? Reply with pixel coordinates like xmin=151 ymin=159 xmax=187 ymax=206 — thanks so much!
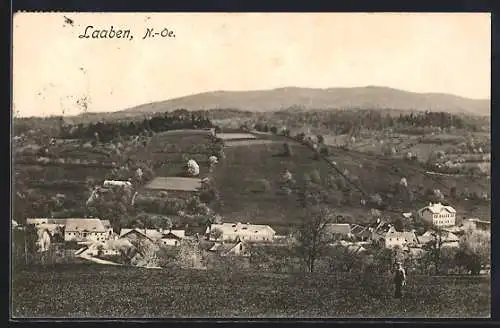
xmin=425 ymin=171 xmax=467 ymax=177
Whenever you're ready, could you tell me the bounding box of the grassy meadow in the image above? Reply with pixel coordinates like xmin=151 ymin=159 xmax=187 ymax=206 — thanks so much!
xmin=12 ymin=264 xmax=490 ymax=318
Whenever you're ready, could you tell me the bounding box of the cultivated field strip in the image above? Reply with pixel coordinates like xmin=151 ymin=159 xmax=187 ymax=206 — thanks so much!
xmin=225 ymin=139 xmax=284 ymax=147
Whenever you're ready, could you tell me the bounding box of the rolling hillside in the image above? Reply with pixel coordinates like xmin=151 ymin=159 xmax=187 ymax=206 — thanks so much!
xmin=121 ymin=86 xmax=490 ymax=116
xmin=210 ymin=132 xmax=490 ymax=234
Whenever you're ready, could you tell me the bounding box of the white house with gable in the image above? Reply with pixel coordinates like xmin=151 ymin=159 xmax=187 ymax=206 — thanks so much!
xmin=206 ymin=222 xmax=276 ymax=242
xmin=417 ymin=202 xmax=456 ymax=227
xmin=64 ymin=219 xmax=113 ymax=242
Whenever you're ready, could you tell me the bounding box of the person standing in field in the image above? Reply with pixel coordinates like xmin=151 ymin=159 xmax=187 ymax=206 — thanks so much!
xmin=393 ymin=262 xmax=406 ymax=299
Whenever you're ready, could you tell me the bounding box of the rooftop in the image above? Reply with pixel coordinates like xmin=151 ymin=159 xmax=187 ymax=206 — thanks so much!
xmin=120 ymin=228 xmax=185 ymax=241
xmin=419 ymin=202 xmax=456 ymax=214
xmin=325 ymin=223 xmax=351 ymax=235
xmin=145 ymin=177 xmax=202 ymax=192
xmin=208 ymin=222 xmax=276 ymax=235
xmin=65 ymin=219 xmax=107 ymax=233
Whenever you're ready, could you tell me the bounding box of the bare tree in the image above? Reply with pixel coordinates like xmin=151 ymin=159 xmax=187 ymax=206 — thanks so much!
xmin=211 ymin=228 xmax=223 ymax=242
xmin=294 ymin=205 xmax=335 ymax=273
xmin=422 ymin=226 xmax=447 ymax=275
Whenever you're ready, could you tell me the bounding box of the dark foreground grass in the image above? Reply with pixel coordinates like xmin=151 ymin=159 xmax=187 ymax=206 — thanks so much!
xmin=12 ymin=264 xmax=490 ymax=318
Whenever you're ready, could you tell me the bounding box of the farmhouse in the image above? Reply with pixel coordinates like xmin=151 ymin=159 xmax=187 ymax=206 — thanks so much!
xmin=161 ymin=231 xmax=185 ymax=246
xmin=208 ymin=238 xmax=249 ymax=257
xmin=119 ymin=228 xmax=186 ymax=247
xmin=27 ymin=218 xmax=114 ymax=242
xmin=206 ymin=222 xmax=276 ymax=242
xmin=383 ymin=226 xmax=419 ymax=249
xmin=418 ymin=230 xmax=460 ymax=248
xmin=417 ymin=202 xmax=456 ymax=227
xmin=64 ymin=219 xmax=112 ymax=242
xmin=325 ymin=223 xmax=353 ymax=240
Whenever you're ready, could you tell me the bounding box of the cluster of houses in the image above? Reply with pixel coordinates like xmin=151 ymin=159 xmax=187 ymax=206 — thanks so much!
xmin=17 ymin=201 xmax=490 ymax=263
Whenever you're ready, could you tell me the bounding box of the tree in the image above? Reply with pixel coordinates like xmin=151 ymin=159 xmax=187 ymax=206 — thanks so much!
xmin=422 ymin=227 xmax=447 ymax=275
xmin=294 ymin=206 xmax=335 ymax=273
xmin=317 ymin=134 xmax=324 ymax=144
xmin=450 ymin=187 xmax=458 ymax=199
xmin=393 ymin=217 xmax=404 ymax=231
xmin=158 ymin=216 xmax=173 ymax=232
xmin=270 ymin=126 xmax=278 ymax=134
xmin=210 ymin=228 xmax=223 ymax=242
xmin=455 ymin=228 xmax=490 ymax=275
xmin=296 ymin=132 xmax=306 ymax=142
xmin=12 ymin=224 xmax=39 ymax=265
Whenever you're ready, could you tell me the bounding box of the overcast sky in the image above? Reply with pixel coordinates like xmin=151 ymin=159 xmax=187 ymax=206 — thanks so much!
xmin=13 ymin=12 xmax=490 ymax=117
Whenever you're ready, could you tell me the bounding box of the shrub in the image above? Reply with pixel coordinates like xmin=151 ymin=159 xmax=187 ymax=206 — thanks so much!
xmin=246 ymin=178 xmax=272 ymax=193
xmin=283 ymin=143 xmax=293 ymax=157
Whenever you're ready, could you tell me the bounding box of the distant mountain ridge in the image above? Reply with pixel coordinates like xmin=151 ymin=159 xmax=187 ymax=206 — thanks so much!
xmin=120 ymin=86 xmax=490 ymax=116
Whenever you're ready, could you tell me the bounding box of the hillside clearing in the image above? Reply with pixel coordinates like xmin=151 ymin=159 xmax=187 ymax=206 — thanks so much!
xmin=210 ymin=133 xmax=489 ymax=233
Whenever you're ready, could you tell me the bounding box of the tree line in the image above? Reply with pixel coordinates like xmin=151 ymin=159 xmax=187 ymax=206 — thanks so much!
xmin=247 ymin=109 xmax=488 ymax=136
xmin=59 ymin=110 xmax=215 ymax=142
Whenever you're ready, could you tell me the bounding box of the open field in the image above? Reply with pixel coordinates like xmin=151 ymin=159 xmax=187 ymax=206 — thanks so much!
xmin=145 ymin=177 xmax=202 ymax=192
xmin=217 ymin=133 xmax=257 ymax=141
xmin=12 ymin=264 xmax=490 ymax=318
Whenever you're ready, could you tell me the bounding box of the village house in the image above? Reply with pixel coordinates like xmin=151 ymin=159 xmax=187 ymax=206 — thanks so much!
xmin=325 ymin=223 xmax=353 ymax=241
xmin=206 ymin=222 xmax=276 ymax=242
xmin=160 ymin=230 xmax=185 ymax=246
xmin=462 ymin=218 xmax=491 ymax=231
xmin=383 ymin=226 xmax=420 ymax=249
xmin=208 ymin=238 xmax=249 ymax=257
xmin=64 ymin=219 xmax=112 ymax=242
xmin=418 ymin=230 xmax=461 ymax=248
xmin=27 ymin=218 xmax=114 ymax=242
xmin=27 ymin=218 xmax=59 ymax=226
xmin=78 ymin=240 xmax=122 ymax=257
xmin=417 ymin=202 xmax=457 ymax=227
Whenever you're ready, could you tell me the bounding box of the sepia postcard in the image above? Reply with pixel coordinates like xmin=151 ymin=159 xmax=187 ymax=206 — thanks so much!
xmin=11 ymin=12 xmax=491 ymax=319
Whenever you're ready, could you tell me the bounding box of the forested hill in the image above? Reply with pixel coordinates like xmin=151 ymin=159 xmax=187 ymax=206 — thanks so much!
xmin=121 ymin=86 xmax=490 ymax=116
